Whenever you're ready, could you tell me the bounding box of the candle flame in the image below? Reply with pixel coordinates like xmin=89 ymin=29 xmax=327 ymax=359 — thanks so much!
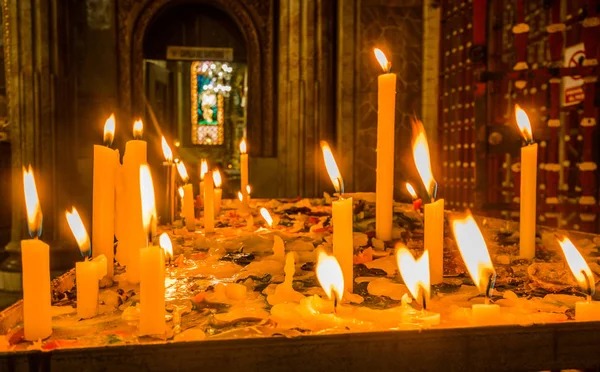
xmin=260 ymin=208 xmax=273 ymax=227
xmin=200 ymin=159 xmax=208 ymax=180
xmin=159 ymin=232 xmax=173 ymax=260
xmin=406 ymin=183 xmax=418 ymax=199
xmin=246 ymin=185 xmax=251 ymax=195
xmin=412 ymin=118 xmax=437 ymax=197
xmin=140 ymin=165 xmax=156 ymax=234
xmin=103 ymin=114 xmax=115 ymax=146
xmin=316 ymin=250 xmax=344 ymax=302
xmin=176 ymin=162 xmax=189 ymax=183
xmin=514 ymin=104 xmax=533 ymax=143
xmin=66 ymin=207 xmax=91 ymax=257
xmin=161 ymin=136 xmax=173 ymax=162
xmin=238 ymin=191 xmax=243 ymax=202
xmin=133 ymin=119 xmax=143 ymax=139
xmin=373 ymin=48 xmax=391 ymax=72
xmin=451 ymin=212 xmax=496 ymax=295
xmin=396 ymin=244 xmax=430 ymax=303
xmin=320 ymin=141 xmax=344 ymax=194
xmin=557 ymin=236 xmax=596 ymax=296
xmin=178 ymin=187 xmax=184 ymax=199
xmin=212 ymin=169 xmax=222 ymax=188
xmin=22 ymin=165 xmax=43 ymax=238
xmin=239 ymin=138 xmax=247 ymax=154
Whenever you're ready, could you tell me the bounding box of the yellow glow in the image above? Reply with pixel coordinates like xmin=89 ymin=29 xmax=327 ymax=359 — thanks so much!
xmin=178 ymin=187 xmax=184 ymax=199
xmin=406 ymin=183 xmax=418 ymax=199
xmin=412 ymin=118 xmax=436 ymax=195
xmin=23 ymin=166 xmax=42 ymax=236
xmin=140 ymin=165 xmax=156 ymax=234
xmin=133 ymin=119 xmax=143 ymax=138
xmin=212 ymin=169 xmax=222 ymax=188
xmin=373 ymin=48 xmax=390 ymax=72
xmin=514 ymin=104 xmax=533 ymax=142
xmin=66 ymin=207 xmax=91 ymax=256
xmin=320 ymin=141 xmax=343 ymax=193
xmin=176 ymin=162 xmax=189 ymax=183
xmin=103 ymin=114 xmax=115 ymax=145
xmin=246 ymin=185 xmax=251 ymax=195
xmin=396 ymin=245 xmax=430 ymax=303
xmin=238 ymin=191 xmax=243 ymax=202
xmin=260 ymin=208 xmax=273 ymax=227
xmin=451 ymin=212 xmax=496 ymax=294
xmin=239 ymin=138 xmax=247 ymax=154
xmin=161 ymin=136 xmax=173 ymax=162
xmin=159 ymin=232 xmax=173 ymax=260
xmin=200 ymin=159 xmax=208 ymax=180
xmin=316 ymin=250 xmax=344 ymax=302
xmin=557 ymin=236 xmax=596 ymax=295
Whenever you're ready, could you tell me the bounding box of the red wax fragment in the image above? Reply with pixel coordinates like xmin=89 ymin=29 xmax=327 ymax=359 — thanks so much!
xmin=42 ymin=339 xmax=79 ymax=350
xmin=413 ymin=199 xmax=423 ymax=211
xmin=354 ymin=247 xmax=373 ymax=264
xmin=8 ymin=330 xmax=24 ymax=345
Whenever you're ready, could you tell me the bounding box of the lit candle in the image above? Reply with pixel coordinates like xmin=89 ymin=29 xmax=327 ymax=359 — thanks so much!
xmin=405 ymin=182 xmax=422 ymax=211
xmin=122 ymin=120 xmax=147 ymax=283
xmin=66 ymin=207 xmax=107 ymax=319
xmin=315 ymin=250 xmax=344 ymax=310
xmin=451 ymin=212 xmax=499 ymax=325
xmin=373 ymin=48 xmax=396 ymax=242
xmin=178 ymin=187 xmax=184 ymax=218
xmin=204 ymin=170 xmax=215 ymax=233
xmin=321 ymin=141 xmax=353 ymax=293
xmin=92 ymin=114 xmax=118 ymax=279
xmin=412 ymin=118 xmax=444 ymax=284
xmin=396 ymin=245 xmax=440 ymax=325
xmin=213 ymin=169 xmax=222 ymax=216
xmin=161 ymin=136 xmax=176 ymax=225
xmin=177 ymin=162 xmax=195 ymax=232
xmin=237 ymin=191 xmax=249 ymax=215
xmin=246 ymin=185 xmax=252 ymax=205
xmin=21 ymin=166 xmax=52 ymax=341
xmin=240 ymin=139 xmax=249 ymax=202
xmin=199 ymin=159 xmax=208 ymax=207
xmin=139 ymin=165 xmax=166 ymax=336
xmin=556 ymin=236 xmax=600 ymax=321
xmin=515 ymin=105 xmax=537 ymax=259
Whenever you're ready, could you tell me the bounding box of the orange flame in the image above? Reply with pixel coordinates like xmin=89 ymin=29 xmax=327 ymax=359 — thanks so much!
xmin=396 ymin=245 xmax=430 ymax=303
xmin=161 ymin=136 xmax=173 ymax=163
xmin=103 ymin=114 xmax=115 ymax=146
xmin=406 ymin=183 xmax=418 ymax=199
xmin=178 ymin=187 xmax=184 ymax=199
xmin=159 ymin=232 xmax=173 ymax=260
xmin=373 ymin=48 xmax=391 ymax=72
xmin=140 ymin=165 xmax=156 ymax=234
xmin=514 ymin=104 xmax=533 ymax=143
xmin=200 ymin=159 xmax=208 ymax=180
xmin=176 ymin=162 xmax=189 ymax=183
xmin=316 ymin=250 xmax=344 ymax=302
xmin=23 ymin=166 xmax=42 ymax=237
xmin=239 ymin=138 xmax=247 ymax=154
xmin=320 ymin=141 xmax=343 ymax=194
xmin=66 ymin=207 xmax=91 ymax=256
xmin=238 ymin=191 xmax=243 ymax=202
xmin=246 ymin=185 xmax=251 ymax=195
xmin=260 ymin=208 xmax=273 ymax=227
xmin=212 ymin=169 xmax=222 ymax=188
xmin=557 ymin=236 xmax=596 ymax=296
xmin=412 ymin=118 xmax=436 ymax=196
xmin=133 ymin=119 xmax=143 ymax=139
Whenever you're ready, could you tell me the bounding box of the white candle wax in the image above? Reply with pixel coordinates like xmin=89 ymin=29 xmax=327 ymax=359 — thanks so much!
xmin=333 ymin=197 xmax=353 ymax=293
xmin=21 ymin=239 xmax=52 ymax=340
xmin=472 ymin=303 xmax=501 ymax=325
xmin=241 ymin=153 xmax=248 ymax=201
xmin=182 ymin=183 xmax=195 ymax=231
xmin=139 ymin=245 xmax=166 ymax=335
xmin=199 ymin=180 xmax=205 ymax=208
xmin=425 ymin=199 xmax=444 ymax=284
xmin=204 ymin=171 xmax=215 ymax=233
xmin=519 ymin=143 xmax=538 ymax=259
xmin=576 ymin=300 xmax=600 ymax=321
xmin=375 ymin=72 xmax=396 ymax=242
xmin=92 ymin=145 xmax=118 ymax=278
xmin=214 ymin=188 xmax=222 ymax=216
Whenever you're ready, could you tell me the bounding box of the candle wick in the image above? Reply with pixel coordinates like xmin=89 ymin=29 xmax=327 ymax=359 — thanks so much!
xmin=486 ymin=272 xmax=497 ymax=300
xmin=581 ymin=269 xmax=594 ymax=297
xmin=421 ymin=291 xmax=427 ymax=311
xmin=333 ymin=295 xmax=338 ymax=315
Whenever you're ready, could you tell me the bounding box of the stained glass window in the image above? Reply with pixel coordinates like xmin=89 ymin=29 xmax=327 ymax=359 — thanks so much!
xmin=190 ymin=61 xmax=232 ymax=145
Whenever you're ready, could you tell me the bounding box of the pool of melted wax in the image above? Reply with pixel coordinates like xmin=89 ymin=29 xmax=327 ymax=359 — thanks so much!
xmin=2 ymin=197 xmax=600 ymax=352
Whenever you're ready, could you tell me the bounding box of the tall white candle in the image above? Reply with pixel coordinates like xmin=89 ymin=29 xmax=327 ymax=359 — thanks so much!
xmin=213 ymin=170 xmax=222 ymax=216
xmin=21 ymin=166 xmax=52 ymax=341
xmin=199 ymin=159 xmax=208 ymax=207
xmin=122 ymin=120 xmax=147 ymax=283
xmin=177 ymin=161 xmax=195 ymax=231
xmin=93 ymin=114 xmax=118 ymax=278
xmin=515 ymin=105 xmax=537 ymax=259
xmin=240 ymin=139 xmax=249 ymax=202
xmin=374 ymin=49 xmax=396 ymax=242
xmin=204 ymin=171 xmax=215 ymax=233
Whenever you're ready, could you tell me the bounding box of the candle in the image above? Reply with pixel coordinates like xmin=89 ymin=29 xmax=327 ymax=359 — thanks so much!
xmin=315 ymin=250 xmax=344 ymax=308
xmin=373 ymin=48 xmax=396 ymax=242
xmin=515 ymin=105 xmax=537 ymax=259
xmin=412 ymin=118 xmax=444 ymax=284
xmin=240 ymin=139 xmax=249 ymax=202
xmin=161 ymin=136 xmax=176 ymax=224
xmin=177 ymin=162 xmax=195 ymax=232
xmin=246 ymin=185 xmax=252 ymax=204
xmin=139 ymin=165 xmax=166 ymax=336
xmin=405 ymin=183 xmax=422 ymax=211
xmin=237 ymin=191 xmax=249 ymax=215
xmin=213 ymin=169 xmax=222 ymax=216
xmin=321 ymin=141 xmax=353 ymax=293
xmin=556 ymin=236 xmax=600 ymax=321
xmin=92 ymin=114 xmax=118 ymax=279
xmin=396 ymin=245 xmax=440 ymax=325
xmin=204 ymin=170 xmax=215 ymax=233
xmin=122 ymin=120 xmax=147 ymax=283
xmin=21 ymin=166 xmax=52 ymax=341
xmin=199 ymin=159 xmax=208 ymax=207
xmin=178 ymin=187 xmax=184 ymax=218
xmin=451 ymin=212 xmax=500 ymax=325
xmin=66 ymin=207 xmax=107 ymax=319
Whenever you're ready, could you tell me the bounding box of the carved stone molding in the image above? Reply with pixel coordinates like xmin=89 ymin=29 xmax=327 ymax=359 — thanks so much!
xmin=117 ymin=0 xmax=275 ymax=156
